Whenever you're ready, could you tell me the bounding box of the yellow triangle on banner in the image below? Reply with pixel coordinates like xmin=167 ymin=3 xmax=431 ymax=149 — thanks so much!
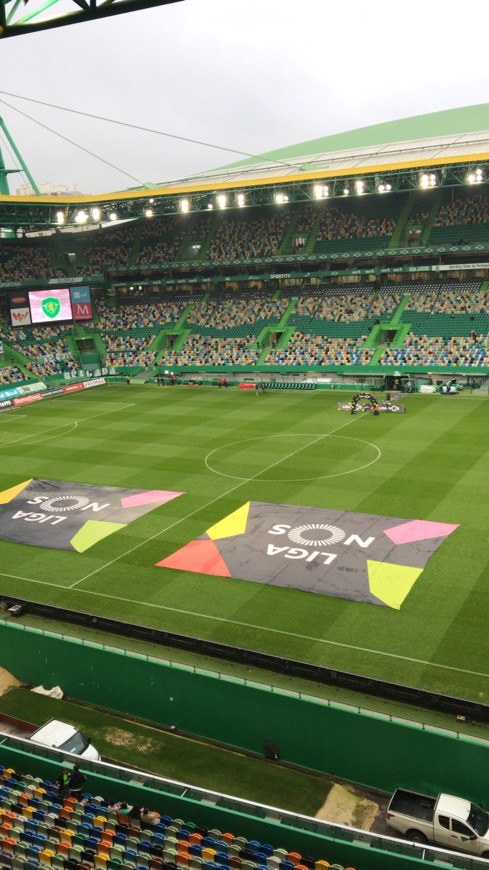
xmin=0 ymin=479 xmax=33 ymax=504
xmin=206 ymin=502 xmax=250 ymax=541
xmin=70 ymin=520 xmax=126 ymax=553
xmin=367 ymin=560 xmax=423 ymax=610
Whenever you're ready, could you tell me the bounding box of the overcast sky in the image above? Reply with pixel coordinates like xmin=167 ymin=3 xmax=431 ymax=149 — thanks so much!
xmin=1 ymin=0 xmax=489 ymax=195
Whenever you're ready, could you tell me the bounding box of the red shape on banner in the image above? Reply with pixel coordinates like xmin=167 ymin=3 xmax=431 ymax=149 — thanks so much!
xmin=157 ymin=539 xmax=231 ymax=576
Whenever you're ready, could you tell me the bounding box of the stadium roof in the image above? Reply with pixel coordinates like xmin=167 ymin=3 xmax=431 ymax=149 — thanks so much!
xmin=180 ymin=103 xmax=489 ymax=189
xmin=2 ymin=103 xmax=489 ymax=228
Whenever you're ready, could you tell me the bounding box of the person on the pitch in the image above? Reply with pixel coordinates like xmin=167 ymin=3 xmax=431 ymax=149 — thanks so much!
xmin=350 ymin=401 xmax=356 ymax=415
xmin=373 ymin=403 xmax=380 ymax=416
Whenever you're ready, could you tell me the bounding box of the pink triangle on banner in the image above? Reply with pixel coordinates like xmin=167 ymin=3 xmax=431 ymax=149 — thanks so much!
xmin=384 ymin=519 xmax=459 ymax=545
xmin=120 ymin=490 xmax=183 ymax=509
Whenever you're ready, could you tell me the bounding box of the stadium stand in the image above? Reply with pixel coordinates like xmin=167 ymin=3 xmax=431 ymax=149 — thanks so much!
xmin=82 ymin=226 xmax=138 ymax=274
xmin=429 ymin=192 xmax=489 ymax=245
xmin=208 ymin=211 xmax=289 ymax=261
xmin=0 ymin=762 xmax=352 ymax=870
xmin=136 ymin=216 xmax=187 ymax=268
xmin=0 ymin=244 xmax=63 ymax=282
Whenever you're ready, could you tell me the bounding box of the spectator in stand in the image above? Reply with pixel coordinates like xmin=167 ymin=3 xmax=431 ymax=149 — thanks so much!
xmin=68 ymin=764 xmax=87 ymax=799
xmin=140 ymin=807 xmax=161 ymax=827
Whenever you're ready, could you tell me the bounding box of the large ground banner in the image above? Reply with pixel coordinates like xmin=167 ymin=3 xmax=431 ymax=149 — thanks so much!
xmin=158 ymin=502 xmax=458 ymax=609
xmin=0 ymin=479 xmax=183 ymax=552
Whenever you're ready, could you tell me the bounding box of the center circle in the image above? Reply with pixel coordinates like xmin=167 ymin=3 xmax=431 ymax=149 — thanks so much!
xmin=204 ymin=433 xmax=381 ymax=482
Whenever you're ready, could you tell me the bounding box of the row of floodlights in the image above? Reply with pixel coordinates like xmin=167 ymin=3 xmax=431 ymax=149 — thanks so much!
xmin=57 ymin=168 xmax=486 ymax=224
xmin=57 ymin=200 xmax=158 ymax=225
xmin=420 ymin=167 xmax=485 ymax=189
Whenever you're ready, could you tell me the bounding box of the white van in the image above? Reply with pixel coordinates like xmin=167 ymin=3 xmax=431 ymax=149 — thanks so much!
xmin=29 ymin=718 xmax=100 ymax=761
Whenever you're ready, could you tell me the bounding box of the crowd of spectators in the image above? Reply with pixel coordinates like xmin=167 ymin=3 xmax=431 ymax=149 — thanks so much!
xmin=431 ymin=287 xmax=488 ymax=315
xmin=404 ymin=283 xmax=487 ymax=314
xmin=379 ymin=333 xmax=488 ymax=367
xmin=186 ymin=293 xmax=288 ymax=328
xmin=136 ymin=216 xmax=187 ymax=268
xmin=407 ymin=209 xmax=429 ymax=225
xmin=208 ymin=213 xmax=288 ymax=261
xmin=434 ymin=194 xmax=489 ymax=227
xmin=188 ymin=212 xmax=214 ymax=244
xmin=95 ymin=298 xmax=187 ymax=332
xmin=105 ymin=334 xmax=156 ymax=368
xmin=404 ymin=287 xmax=441 ymax=312
xmin=83 ymin=226 xmax=138 ymax=273
xmin=314 ymin=207 xmax=396 ymax=242
xmin=1 ymin=318 xmax=77 ymax=378
xmin=266 ymin=333 xmax=373 ymax=366
xmin=293 ymin=204 xmax=320 ymax=235
xmin=0 ymin=245 xmax=63 ymax=282
xmin=294 ymin=290 xmax=372 ymax=322
xmin=163 ymin=334 xmax=260 ymax=366
xmin=0 ymin=364 xmax=24 ymax=384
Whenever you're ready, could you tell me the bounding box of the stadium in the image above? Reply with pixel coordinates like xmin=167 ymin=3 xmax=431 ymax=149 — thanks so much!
xmin=0 ymin=9 xmax=489 ymax=867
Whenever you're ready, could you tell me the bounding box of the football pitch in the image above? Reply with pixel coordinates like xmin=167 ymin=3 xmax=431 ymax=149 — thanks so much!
xmin=0 ymin=383 xmax=487 ymax=704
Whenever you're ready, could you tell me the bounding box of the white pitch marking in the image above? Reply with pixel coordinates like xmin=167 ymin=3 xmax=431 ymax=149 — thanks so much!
xmin=204 ymin=433 xmax=381 ymax=482
xmin=0 ymin=414 xmax=26 ymax=423
xmin=71 ymin=413 xmax=367 ymax=588
xmin=0 ymin=568 xmax=486 ymax=682
xmin=0 ymin=422 xmax=78 ymax=448
xmin=0 ymin=403 xmax=135 ymax=449
xmin=0 ymin=570 xmax=63 ymax=590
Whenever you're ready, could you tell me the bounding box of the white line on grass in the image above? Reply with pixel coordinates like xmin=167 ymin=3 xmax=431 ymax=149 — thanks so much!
xmin=0 ymin=414 xmax=26 ymax=423
xmin=0 ymin=402 xmax=135 ymax=449
xmin=70 ymin=413 xmax=366 ymax=588
xmin=204 ymin=433 xmax=381 ymax=482
xmin=0 ymin=570 xmax=63 ymax=591
xmin=0 ymin=568 xmax=487 ymax=681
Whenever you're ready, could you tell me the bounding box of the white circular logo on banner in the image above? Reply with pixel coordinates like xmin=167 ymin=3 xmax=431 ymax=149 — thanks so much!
xmin=39 ymin=494 xmax=90 ymax=513
xmin=288 ymin=523 xmax=345 ymax=547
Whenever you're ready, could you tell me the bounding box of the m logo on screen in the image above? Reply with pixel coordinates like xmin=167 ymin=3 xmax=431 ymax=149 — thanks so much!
xmin=158 ymin=501 xmax=459 ymax=609
xmin=41 ymin=297 xmax=61 ymax=318
xmin=0 ymin=478 xmax=183 ymax=552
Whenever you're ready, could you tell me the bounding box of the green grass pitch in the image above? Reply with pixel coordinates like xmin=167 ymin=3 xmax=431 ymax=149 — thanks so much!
xmin=0 ymin=384 xmax=488 ymax=704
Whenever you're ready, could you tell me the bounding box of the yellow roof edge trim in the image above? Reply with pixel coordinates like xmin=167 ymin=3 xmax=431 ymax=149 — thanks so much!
xmin=1 ymin=150 xmax=489 ymax=207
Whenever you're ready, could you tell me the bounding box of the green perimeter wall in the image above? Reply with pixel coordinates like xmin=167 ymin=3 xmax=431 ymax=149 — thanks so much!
xmin=1 ymin=622 xmax=487 ymax=804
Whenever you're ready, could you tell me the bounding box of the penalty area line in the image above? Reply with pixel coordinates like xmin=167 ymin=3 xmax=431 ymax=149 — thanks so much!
xmin=0 ymin=403 xmax=136 ymax=449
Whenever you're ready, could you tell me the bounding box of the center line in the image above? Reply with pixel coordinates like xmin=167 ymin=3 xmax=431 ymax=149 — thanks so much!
xmin=71 ymin=413 xmax=364 ymax=587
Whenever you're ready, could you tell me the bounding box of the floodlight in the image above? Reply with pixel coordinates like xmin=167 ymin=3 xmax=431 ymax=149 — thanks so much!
xmin=377 ymin=181 xmax=392 ymax=193
xmin=145 ymin=208 xmax=154 ymax=217
xmin=75 ymin=210 xmax=88 ymax=224
xmin=149 ymin=198 xmax=154 ymax=203
xmin=355 ymin=180 xmax=365 ymax=194
xmin=207 ymin=203 xmax=214 ymax=210
xmin=420 ymin=173 xmax=436 ymax=189
xmin=313 ymin=184 xmax=329 ymax=199
xmin=91 ymin=207 xmax=101 ymax=221
xmin=343 ymin=188 xmax=350 ymax=196
xmin=109 ymin=212 xmax=117 ymax=221
xmin=467 ymin=167 xmax=484 ymax=184
xmin=217 ymin=194 xmax=227 ymax=209
xmin=275 ymin=193 xmax=289 ymax=204
xmin=56 ymin=211 xmax=65 ymax=225
xmin=236 ymin=193 xmax=246 ymax=207
xmin=179 ymin=199 xmax=190 ymax=213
